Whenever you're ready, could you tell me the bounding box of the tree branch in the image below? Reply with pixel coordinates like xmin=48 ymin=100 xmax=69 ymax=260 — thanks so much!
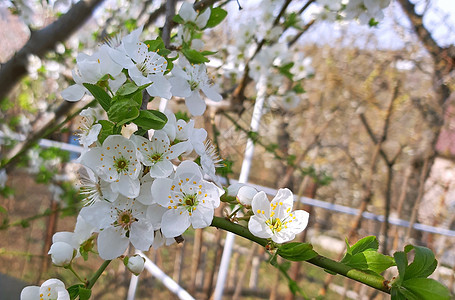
xmin=0 ymin=0 xmax=105 ymax=101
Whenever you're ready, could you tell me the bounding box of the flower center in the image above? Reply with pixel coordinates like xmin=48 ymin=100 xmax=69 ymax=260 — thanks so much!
xmin=116 ymin=209 xmax=136 ymax=230
xmin=189 ymin=80 xmax=199 ymax=91
xmin=136 ymin=61 xmax=149 ymax=76
xmin=150 ymin=153 xmax=163 ymax=163
xmin=266 ymin=218 xmax=284 ymax=233
xmin=114 ymin=157 xmax=129 ymax=173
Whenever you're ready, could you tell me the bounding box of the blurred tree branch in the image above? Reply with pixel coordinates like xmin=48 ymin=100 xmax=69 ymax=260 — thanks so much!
xmin=0 ymin=0 xmax=105 ymax=102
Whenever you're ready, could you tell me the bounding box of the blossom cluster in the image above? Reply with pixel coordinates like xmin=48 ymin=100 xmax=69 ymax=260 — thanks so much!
xmin=61 ymin=22 xmax=221 ymax=117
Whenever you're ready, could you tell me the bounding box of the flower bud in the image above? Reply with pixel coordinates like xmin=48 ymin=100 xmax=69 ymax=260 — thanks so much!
xmin=48 ymin=241 xmax=75 ymax=267
xmin=237 ymin=186 xmax=258 ymax=206
xmin=124 ymin=254 xmax=145 ymax=276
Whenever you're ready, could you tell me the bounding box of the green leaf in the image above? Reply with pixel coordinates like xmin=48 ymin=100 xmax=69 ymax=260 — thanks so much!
xmin=200 ymin=50 xmax=217 ymax=56
xmin=144 ymin=37 xmax=171 ymax=56
xmin=145 ymin=38 xmax=165 ymax=52
xmin=342 ymin=250 xmax=395 ymax=274
xmin=182 ymin=48 xmax=209 ymax=64
xmin=173 ymin=14 xmax=184 ymax=24
xmin=401 ymin=278 xmax=451 ymax=300
xmin=67 ymin=284 xmax=84 ymax=300
xmin=98 ymin=120 xmax=115 ymax=144
xmin=78 ymin=287 xmax=92 ymax=300
xmin=292 ymin=83 xmax=305 ymax=94
xmin=0 ymin=205 xmax=7 ymax=214
xmin=391 ymin=287 xmax=407 ymax=300
xmin=368 ymin=18 xmax=379 ymax=27
xmin=283 ymin=12 xmax=300 ymax=29
xmin=404 ymin=245 xmax=437 ymax=280
xmin=278 ymin=62 xmax=294 ymax=80
xmin=277 ymin=242 xmax=318 ymax=261
xmin=107 ymin=98 xmax=140 ymax=125
xmin=205 ymin=7 xmax=228 ymax=28
xmin=83 ymin=83 xmax=111 ymax=111
xmin=116 ymin=82 xmax=138 ymax=96
xmin=393 ymin=251 xmax=408 ymax=285
xmin=349 ymin=236 xmax=379 ymax=255
xmin=133 ymin=110 xmax=168 ymax=130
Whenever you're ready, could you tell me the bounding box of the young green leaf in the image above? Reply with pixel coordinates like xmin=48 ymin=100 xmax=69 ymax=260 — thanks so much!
xmin=403 ymin=245 xmax=437 ymax=280
xmin=133 ymin=110 xmax=168 ymax=130
xmin=205 ymin=7 xmax=228 ymax=28
xmin=173 ymin=14 xmax=184 ymax=24
xmin=393 ymin=251 xmax=408 ymax=285
xmin=107 ymin=98 xmax=140 ymax=125
xmin=401 ymin=278 xmax=451 ymax=300
xmin=277 ymin=242 xmax=318 ymax=261
xmin=278 ymin=62 xmax=294 ymax=81
xmin=98 ymin=120 xmax=115 ymax=144
xmin=83 ymin=83 xmax=111 ymax=111
xmin=182 ymin=48 xmax=210 ymax=64
xmin=348 ymin=236 xmax=379 ymax=255
xmin=78 ymin=287 xmax=92 ymax=300
xmin=342 ymin=250 xmax=395 ymax=274
xmin=67 ymin=284 xmax=84 ymax=300
xmin=116 ymin=82 xmax=138 ymax=96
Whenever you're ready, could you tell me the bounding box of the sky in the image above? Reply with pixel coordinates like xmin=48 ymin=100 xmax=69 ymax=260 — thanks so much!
xmin=224 ymin=0 xmax=455 ymax=50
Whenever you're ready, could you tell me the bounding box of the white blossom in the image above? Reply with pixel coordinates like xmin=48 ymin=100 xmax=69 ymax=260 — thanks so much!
xmin=80 ymin=196 xmax=155 ymax=260
xmin=248 ymin=188 xmax=309 ymax=243
xmin=169 ymin=58 xmax=222 ymax=116
xmin=21 ymin=279 xmax=70 ymax=300
xmin=130 ymin=131 xmax=187 ymax=178
xmin=81 ymin=135 xmax=141 ymax=198
xmin=152 ymin=161 xmax=223 ymax=238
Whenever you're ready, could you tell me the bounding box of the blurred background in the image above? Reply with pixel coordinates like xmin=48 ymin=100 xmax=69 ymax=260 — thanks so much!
xmin=1 ymin=0 xmax=455 ymax=299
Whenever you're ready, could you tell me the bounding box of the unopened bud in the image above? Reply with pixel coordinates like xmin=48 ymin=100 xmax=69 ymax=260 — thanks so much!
xmin=124 ymin=254 xmax=145 ymax=276
xmin=237 ymin=186 xmax=258 ymax=206
xmin=48 ymin=242 xmax=75 ymax=267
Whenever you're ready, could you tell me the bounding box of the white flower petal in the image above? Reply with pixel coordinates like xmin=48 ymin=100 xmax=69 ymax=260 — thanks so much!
xmin=190 ymin=204 xmax=213 ymax=228
xmin=195 ymin=8 xmax=211 ymax=28
xmin=61 ymin=84 xmax=85 ymax=101
xmin=151 ymin=178 xmax=173 ymax=206
xmin=79 ymin=201 xmax=113 ymax=230
xmin=149 ymin=160 xmax=174 ymax=178
xmin=201 ymin=85 xmax=222 ymax=102
xmin=161 ymin=209 xmax=190 ymax=238
xmin=179 ymin=2 xmax=197 ymax=22
xmin=169 ymin=76 xmax=192 ymax=97
xmin=248 ymin=215 xmax=273 ymax=239
xmin=147 ymin=75 xmax=172 ymax=99
xmin=130 ymin=221 xmax=154 ymax=251
xmin=185 ymin=91 xmax=206 ymax=116
xmin=251 ymin=191 xmax=271 ymax=217
xmin=97 ymin=227 xmax=129 ymax=260
xmin=21 ymin=286 xmax=40 ymax=299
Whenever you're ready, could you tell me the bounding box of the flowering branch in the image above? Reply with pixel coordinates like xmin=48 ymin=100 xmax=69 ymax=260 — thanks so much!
xmin=210 ymin=216 xmax=391 ymax=294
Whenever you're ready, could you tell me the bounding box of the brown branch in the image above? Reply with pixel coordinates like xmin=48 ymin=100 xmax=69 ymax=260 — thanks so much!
xmin=162 ymin=0 xmax=177 ymax=48
xmin=396 ymin=0 xmax=443 ymax=61
xmin=0 ymin=0 xmax=105 ymax=101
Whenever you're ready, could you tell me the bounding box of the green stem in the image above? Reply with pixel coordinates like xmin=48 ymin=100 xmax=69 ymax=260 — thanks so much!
xmin=210 ymin=216 xmax=391 ymax=294
xmin=86 ymin=260 xmax=111 ymax=289
xmin=66 ymin=264 xmax=85 ymax=283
